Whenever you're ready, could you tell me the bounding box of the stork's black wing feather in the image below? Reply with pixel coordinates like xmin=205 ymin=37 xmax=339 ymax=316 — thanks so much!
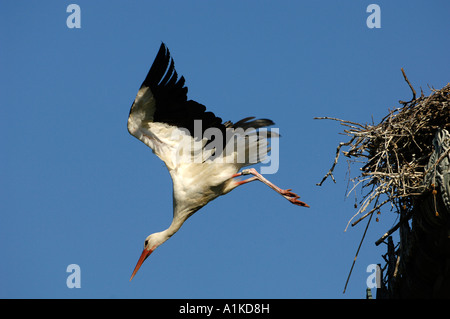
xmin=130 ymin=42 xmax=227 ymax=139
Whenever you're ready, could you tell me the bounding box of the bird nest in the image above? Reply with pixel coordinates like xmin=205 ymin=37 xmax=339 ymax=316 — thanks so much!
xmin=316 ymin=71 xmax=450 ymax=296
xmin=317 ymin=71 xmax=450 ymax=234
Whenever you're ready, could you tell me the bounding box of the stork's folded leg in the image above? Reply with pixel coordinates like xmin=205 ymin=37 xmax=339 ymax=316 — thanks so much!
xmin=235 ymin=168 xmax=309 ymax=207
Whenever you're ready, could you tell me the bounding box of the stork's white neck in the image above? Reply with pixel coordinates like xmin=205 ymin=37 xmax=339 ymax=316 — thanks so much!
xmin=150 ymin=197 xmax=203 ymax=250
xmin=153 ymin=214 xmax=187 ymax=247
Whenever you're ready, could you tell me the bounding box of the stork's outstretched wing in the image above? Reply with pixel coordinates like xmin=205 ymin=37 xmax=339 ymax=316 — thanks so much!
xmin=127 ymin=42 xmax=275 ymax=167
xmin=127 ymin=43 xmax=225 ymax=143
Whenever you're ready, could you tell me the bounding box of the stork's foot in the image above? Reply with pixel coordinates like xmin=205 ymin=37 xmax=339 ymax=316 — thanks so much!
xmin=290 ymin=198 xmax=308 ymax=207
xmin=280 ymin=190 xmax=310 ymax=207
xmin=279 ymin=188 xmax=297 ymax=198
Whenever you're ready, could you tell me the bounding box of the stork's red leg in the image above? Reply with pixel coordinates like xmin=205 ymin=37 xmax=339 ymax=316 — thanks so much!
xmin=234 ymin=176 xmax=258 ymax=186
xmin=234 ymin=168 xmax=309 ymax=207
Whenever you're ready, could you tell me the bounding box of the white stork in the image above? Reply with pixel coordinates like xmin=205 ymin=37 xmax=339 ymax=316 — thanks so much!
xmin=128 ymin=43 xmax=308 ymax=280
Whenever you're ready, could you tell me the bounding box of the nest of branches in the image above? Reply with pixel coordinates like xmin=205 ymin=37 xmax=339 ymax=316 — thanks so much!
xmin=317 ymin=71 xmax=450 ymax=234
xmin=317 ymin=69 xmax=450 ymax=296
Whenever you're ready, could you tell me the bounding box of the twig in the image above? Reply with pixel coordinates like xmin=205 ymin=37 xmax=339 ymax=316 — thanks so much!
xmin=400 ymin=67 xmax=416 ymax=103
xmin=314 ymin=117 xmax=367 ymax=129
xmin=316 ymin=138 xmax=355 ymax=186
xmin=343 ymin=211 xmax=374 ymax=294
xmin=351 ymin=198 xmax=390 ymax=227
xmin=375 ymin=210 xmax=413 ymax=246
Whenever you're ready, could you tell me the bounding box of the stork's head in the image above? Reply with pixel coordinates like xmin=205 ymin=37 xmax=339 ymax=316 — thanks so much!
xmin=129 ymin=232 xmax=166 ymax=281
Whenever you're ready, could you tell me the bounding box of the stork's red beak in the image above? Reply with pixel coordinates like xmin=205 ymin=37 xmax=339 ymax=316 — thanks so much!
xmin=129 ymin=248 xmax=153 ymax=281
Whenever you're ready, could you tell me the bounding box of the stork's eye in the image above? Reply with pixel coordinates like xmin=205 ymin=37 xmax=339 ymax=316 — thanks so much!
xmin=144 ymin=239 xmax=148 ymax=247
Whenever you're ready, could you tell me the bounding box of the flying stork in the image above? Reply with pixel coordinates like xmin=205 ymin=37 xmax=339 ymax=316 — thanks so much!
xmin=128 ymin=43 xmax=309 ymax=281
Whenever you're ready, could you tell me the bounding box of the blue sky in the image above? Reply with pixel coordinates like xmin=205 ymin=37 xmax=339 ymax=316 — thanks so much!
xmin=1 ymin=1 xmax=449 ymax=299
